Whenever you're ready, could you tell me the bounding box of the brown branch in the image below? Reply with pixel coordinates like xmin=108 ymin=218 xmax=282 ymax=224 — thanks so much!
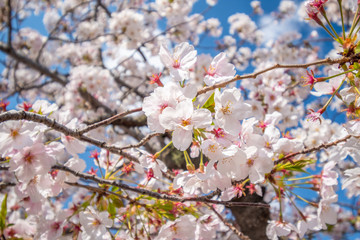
xmin=0 ymin=182 xmax=16 ymax=190
xmin=113 ymin=6 xmax=212 ymax=70
xmin=111 ymin=73 xmax=147 ymax=99
xmin=274 ymin=134 xmax=354 ymax=165
xmin=6 ymin=0 xmax=12 ymax=48
xmin=119 ymin=78 xmax=148 ymax=102
xmin=0 ymin=166 xmax=9 ymax=171
xmin=207 ymin=204 xmax=251 ymax=240
xmin=77 ymin=87 xmax=115 ymax=115
xmin=120 ymin=132 xmax=162 ymax=150
xmin=0 ymin=42 xmax=68 ymax=86
xmin=52 ymin=164 xmax=269 ymax=208
xmin=79 ymin=107 xmax=143 ymax=134
xmin=65 ymin=181 xmax=156 ymax=212
xmin=196 ymin=57 xmax=350 ymax=96
xmin=0 ymin=165 xmax=269 ymax=208
xmin=0 ymin=110 xmax=140 ymax=162
xmin=96 ymin=0 xmax=111 ymax=17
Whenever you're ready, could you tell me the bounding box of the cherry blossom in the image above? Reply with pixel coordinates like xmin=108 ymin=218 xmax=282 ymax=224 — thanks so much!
xmin=311 ymin=68 xmax=343 ymax=96
xmin=159 ymin=42 xmax=197 ymax=81
xmin=204 ymin=52 xmax=236 ymax=86
xmin=79 ymin=207 xmax=112 ymax=240
xmin=1 ymin=1 xmax=360 ymax=239
xmin=159 ymin=99 xmax=212 ymax=150
xmin=9 ymin=142 xmax=55 ymax=183
xmin=214 ymin=88 xmax=251 ymax=135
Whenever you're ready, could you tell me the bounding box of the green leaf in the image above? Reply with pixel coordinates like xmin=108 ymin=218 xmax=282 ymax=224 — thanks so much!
xmin=108 ymin=200 xmax=117 ymax=219
xmin=353 ymin=62 xmax=360 ymax=70
xmin=80 ymin=198 xmax=92 ymax=210
xmin=356 ymin=71 xmax=360 ymax=79
xmin=109 ymin=196 xmax=123 ymax=208
xmin=277 ymin=159 xmax=315 ymax=173
xmin=201 ymin=92 xmax=215 ymax=113
xmin=110 ymin=186 xmax=120 ymax=193
xmin=0 ymin=194 xmax=8 ymax=231
xmin=163 ymin=213 xmax=176 ymax=220
xmin=355 ymin=43 xmax=360 ymax=54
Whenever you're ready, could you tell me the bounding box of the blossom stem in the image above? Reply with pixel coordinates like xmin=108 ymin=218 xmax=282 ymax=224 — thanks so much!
xmin=183 ymin=150 xmax=195 ymax=170
xmin=318 ymin=21 xmax=337 ymax=40
xmin=286 ymin=185 xmax=318 ymax=190
xmin=199 ymin=151 xmax=204 ymax=172
xmin=324 ymin=68 xmax=356 ymax=81
xmin=285 ymin=181 xmax=315 ymax=186
xmin=95 ymin=159 xmax=105 ymax=178
xmin=348 ymin=8 xmax=360 ymax=38
xmin=322 ymin=78 xmax=346 ymax=111
xmin=352 ymin=23 xmax=360 ymax=40
xmin=321 ymin=11 xmax=343 ymax=44
xmin=337 ymin=0 xmax=346 ymax=39
xmin=242 ymin=178 xmax=250 ymax=185
xmin=45 ymin=137 xmax=61 ymax=144
xmin=107 ymin=160 xmax=123 ymax=178
xmin=288 ymin=189 xmax=315 ymax=206
xmin=154 ymin=141 xmax=173 ymax=158
xmin=271 ymin=182 xmax=283 ymax=222
xmin=284 ymin=190 xmax=307 ymax=221
xmin=286 ymin=175 xmax=317 ymax=181
xmin=353 ymin=86 xmax=360 ymax=95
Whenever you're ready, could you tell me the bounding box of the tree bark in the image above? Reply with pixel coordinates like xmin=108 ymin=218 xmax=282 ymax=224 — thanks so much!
xmin=229 ymin=188 xmax=270 ymax=240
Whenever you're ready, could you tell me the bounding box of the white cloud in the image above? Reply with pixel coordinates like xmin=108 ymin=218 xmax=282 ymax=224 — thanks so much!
xmin=258 ymin=11 xmax=302 ymax=45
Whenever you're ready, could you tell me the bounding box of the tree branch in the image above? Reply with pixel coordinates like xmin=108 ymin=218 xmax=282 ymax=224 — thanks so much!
xmin=52 ymin=164 xmax=269 ymax=208
xmin=274 ymin=134 xmax=354 ymax=165
xmin=6 ymin=0 xmax=12 ymax=47
xmin=0 ymin=42 xmax=68 ymax=86
xmin=196 ymin=57 xmax=350 ymax=96
xmin=78 ymin=107 xmax=143 ymax=134
xmin=0 ymin=163 xmax=269 ymax=208
xmin=206 ymin=203 xmax=251 ymax=240
xmin=0 ymin=110 xmax=139 ymax=162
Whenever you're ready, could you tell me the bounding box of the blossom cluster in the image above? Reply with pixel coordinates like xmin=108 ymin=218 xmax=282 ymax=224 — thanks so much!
xmin=1 ymin=0 xmax=360 ymax=240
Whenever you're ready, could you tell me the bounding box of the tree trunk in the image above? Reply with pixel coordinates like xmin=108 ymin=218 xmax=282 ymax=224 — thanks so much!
xmin=229 ymin=188 xmax=270 ymax=240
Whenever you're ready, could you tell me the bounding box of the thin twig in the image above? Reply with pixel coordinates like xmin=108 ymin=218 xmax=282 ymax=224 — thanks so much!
xmin=0 ymin=164 xmax=269 ymax=208
xmin=0 ymin=110 xmax=140 ymax=162
xmin=79 ymin=107 xmax=142 ymax=134
xmin=52 ymin=164 xmax=269 ymax=208
xmin=6 ymin=0 xmax=12 ymax=47
xmin=196 ymin=57 xmax=350 ymax=96
xmin=0 ymin=42 xmax=68 ymax=86
xmin=206 ymin=203 xmax=251 ymax=240
xmin=274 ymin=134 xmax=354 ymax=165
xmin=120 ymin=132 xmax=162 ymax=150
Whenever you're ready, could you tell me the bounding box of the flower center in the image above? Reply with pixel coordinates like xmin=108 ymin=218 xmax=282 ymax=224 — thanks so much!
xmin=213 ymin=128 xmax=225 ymax=139
xmin=205 ymin=65 xmax=216 ymax=76
xmin=173 ymin=59 xmax=180 ymax=68
xmin=159 ymin=103 xmax=168 ymax=113
xmin=10 ymin=129 xmax=19 ymax=139
xmin=208 ymin=144 xmax=216 ymax=153
xmin=221 ymin=101 xmax=232 ymax=115
xmin=247 ymin=159 xmax=254 ymax=167
xmin=92 ymin=218 xmax=101 ymax=227
xmin=51 ymin=222 xmax=61 ymax=230
xmin=23 ymin=152 xmax=34 ymax=163
xmin=181 ymin=118 xmax=191 ymax=126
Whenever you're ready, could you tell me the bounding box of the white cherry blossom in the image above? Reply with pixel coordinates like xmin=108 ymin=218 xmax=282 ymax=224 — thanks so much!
xmin=160 ymin=100 xmax=212 ymax=151
xmin=204 ymin=52 xmax=236 ymax=86
xmin=79 ymin=207 xmax=112 ymax=240
xmin=159 ymin=42 xmax=197 ymax=81
xmin=214 ymin=88 xmax=251 ymax=135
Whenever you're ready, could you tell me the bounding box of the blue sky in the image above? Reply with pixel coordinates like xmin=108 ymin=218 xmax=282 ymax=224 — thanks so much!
xmin=2 ymin=1 xmax=359 ymax=238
